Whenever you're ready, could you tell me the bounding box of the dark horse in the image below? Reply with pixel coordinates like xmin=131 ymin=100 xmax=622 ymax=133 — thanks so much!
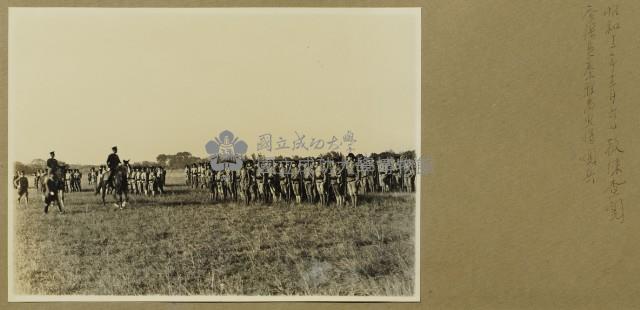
xmin=96 ymin=160 xmax=130 ymax=209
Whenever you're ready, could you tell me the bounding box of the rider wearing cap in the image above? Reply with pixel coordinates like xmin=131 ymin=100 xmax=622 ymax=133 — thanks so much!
xmin=106 ymin=146 xmax=121 ymax=185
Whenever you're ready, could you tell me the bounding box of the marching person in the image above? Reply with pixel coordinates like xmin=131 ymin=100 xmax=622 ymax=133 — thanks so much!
xmin=14 ymin=171 xmax=29 ymax=206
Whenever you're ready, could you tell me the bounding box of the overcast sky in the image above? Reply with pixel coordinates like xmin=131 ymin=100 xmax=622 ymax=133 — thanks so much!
xmin=9 ymin=8 xmax=420 ymax=164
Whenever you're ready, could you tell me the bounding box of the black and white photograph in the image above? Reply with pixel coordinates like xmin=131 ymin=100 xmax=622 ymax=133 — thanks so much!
xmin=8 ymin=7 xmax=421 ymax=302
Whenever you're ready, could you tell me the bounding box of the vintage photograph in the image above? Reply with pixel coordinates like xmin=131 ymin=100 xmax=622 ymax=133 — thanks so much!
xmin=8 ymin=7 xmax=421 ymax=301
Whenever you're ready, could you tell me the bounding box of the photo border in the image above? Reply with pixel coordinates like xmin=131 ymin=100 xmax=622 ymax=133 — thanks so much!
xmin=1 ymin=1 xmax=427 ymax=308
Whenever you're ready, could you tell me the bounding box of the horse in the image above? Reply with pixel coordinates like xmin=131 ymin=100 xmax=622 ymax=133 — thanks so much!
xmin=97 ymin=160 xmax=130 ymax=209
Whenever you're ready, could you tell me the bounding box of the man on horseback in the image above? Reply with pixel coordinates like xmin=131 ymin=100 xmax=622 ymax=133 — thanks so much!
xmin=46 ymin=151 xmax=58 ymax=174
xmin=106 ymin=146 xmax=121 ymax=187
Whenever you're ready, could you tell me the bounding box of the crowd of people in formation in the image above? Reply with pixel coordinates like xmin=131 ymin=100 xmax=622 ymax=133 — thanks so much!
xmin=184 ymin=153 xmax=417 ymax=206
xmin=88 ymin=165 xmax=167 ymax=196
xmin=30 ymin=168 xmax=83 ymax=193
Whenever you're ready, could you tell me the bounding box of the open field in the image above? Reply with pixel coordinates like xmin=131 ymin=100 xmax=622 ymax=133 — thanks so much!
xmin=12 ymin=170 xmax=415 ymax=296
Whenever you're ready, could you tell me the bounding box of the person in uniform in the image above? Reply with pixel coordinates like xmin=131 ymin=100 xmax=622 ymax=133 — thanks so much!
xmin=328 ymin=159 xmax=344 ymax=206
xmin=46 ymin=151 xmax=58 ymax=174
xmin=368 ymin=160 xmax=377 ymax=193
xmin=356 ymin=155 xmax=369 ymax=193
xmin=75 ymin=169 xmax=82 ymax=192
xmin=214 ymin=166 xmax=225 ymax=201
xmin=64 ymin=168 xmax=72 ymax=193
xmin=69 ymin=169 xmax=75 ymax=192
xmin=345 ymin=153 xmax=359 ymax=207
xmin=378 ymin=158 xmax=390 ymax=193
xmin=185 ymin=165 xmax=191 ymax=186
xmin=95 ymin=166 xmax=103 ymax=194
xmin=403 ymin=158 xmax=416 ymax=192
xmin=156 ymin=166 xmax=165 ymax=194
xmin=33 ymin=170 xmax=40 ymax=191
xmin=148 ymin=167 xmax=157 ymax=196
xmin=267 ymin=161 xmax=278 ymax=203
xmin=135 ymin=167 xmax=143 ymax=195
xmin=142 ymin=167 xmax=149 ymax=196
xmin=391 ymin=158 xmax=401 ymax=192
xmin=290 ymin=161 xmax=302 ymax=204
xmin=191 ymin=163 xmax=199 ymax=189
xmin=202 ymin=163 xmax=209 ymax=190
xmin=314 ymin=158 xmax=327 ymax=206
xmin=43 ymin=171 xmax=64 ymax=214
xmin=207 ymin=165 xmax=216 ymax=201
xmin=87 ymin=168 xmax=94 ymax=186
xmin=302 ymin=160 xmax=315 ymax=204
xmin=127 ymin=167 xmax=136 ymax=194
xmin=254 ymin=160 xmax=266 ymax=204
xmin=14 ymin=171 xmax=29 ymax=206
xmin=279 ymin=161 xmax=290 ymax=203
xmin=128 ymin=167 xmax=135 ymax=194
xmin=106 ymin=146 xmax=121 ymax=186
xmin=247 ymin=161 xmax=258 ymax=204
xmin=238 ymin=161 xmax=250 ymax=204
xmin=225 ymin=166 xmax=236 ymax=201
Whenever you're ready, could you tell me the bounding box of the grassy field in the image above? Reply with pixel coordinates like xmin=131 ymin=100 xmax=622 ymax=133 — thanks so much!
xmin=12 ymin=170 xmax=415 ymax=296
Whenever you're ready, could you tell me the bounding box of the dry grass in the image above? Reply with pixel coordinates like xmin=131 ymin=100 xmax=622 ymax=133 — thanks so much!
xmin=13 ymin=170 xmax=415 ymax=296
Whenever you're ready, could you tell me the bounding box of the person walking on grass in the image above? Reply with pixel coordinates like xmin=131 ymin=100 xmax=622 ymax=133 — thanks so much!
xmin=14 ymin=171 xmax=29 ymax=207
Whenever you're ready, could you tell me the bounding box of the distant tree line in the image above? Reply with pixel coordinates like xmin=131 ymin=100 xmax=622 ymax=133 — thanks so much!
xmin=158 ymin=149 xmax=416 ymax=168
xmin=156 ymin=152 xmax=205 ymax=169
